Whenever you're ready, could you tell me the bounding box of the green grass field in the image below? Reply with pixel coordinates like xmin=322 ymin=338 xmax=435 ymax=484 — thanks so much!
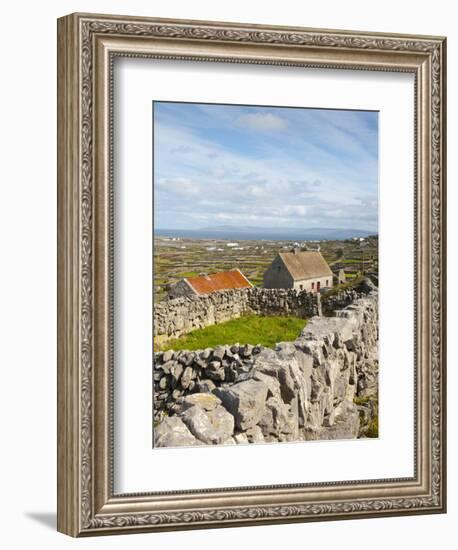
xmin=156 ymin=315 xmax=307 ymax=351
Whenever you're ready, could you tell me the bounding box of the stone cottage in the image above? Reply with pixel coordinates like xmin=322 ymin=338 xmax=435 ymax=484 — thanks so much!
xmin=167 ymin=268 xmax=252 ymax=299
xmin=263 ymin=249 xmax=333 ymax=292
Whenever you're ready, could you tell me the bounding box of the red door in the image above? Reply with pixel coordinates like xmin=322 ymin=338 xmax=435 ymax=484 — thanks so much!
xmin=316 ymin=281 xmax=320 ymax=293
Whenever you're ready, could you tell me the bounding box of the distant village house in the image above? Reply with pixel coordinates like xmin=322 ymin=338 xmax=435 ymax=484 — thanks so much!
xmin=263 ymin=249 xmax=333 ymax=293
xmin=167 ymin=269 xmax=252 ymax=299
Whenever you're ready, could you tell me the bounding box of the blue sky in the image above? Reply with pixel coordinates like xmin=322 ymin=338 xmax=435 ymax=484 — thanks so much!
xmin=153 ymin=102 xmax=378 ymax=232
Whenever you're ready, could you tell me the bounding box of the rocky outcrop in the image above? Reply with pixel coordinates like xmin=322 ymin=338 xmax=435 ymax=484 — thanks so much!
xmin=179 ymin=395 xmax=235 ymax=445
xmin=153 ymin=288 xmax=379 ymax=447
xmin=154 ymin=416 xmax=203 ymax=447
xmin=215 ymin=379 xmax=269 ymax=431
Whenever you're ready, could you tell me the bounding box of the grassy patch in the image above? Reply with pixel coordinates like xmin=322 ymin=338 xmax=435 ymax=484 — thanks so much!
xmin=354 ymin=394 xmax=379 ymax=438
xmin=353 ymin=395 xmax=372 ymax=406
xmin=176 ymin=271 xmax=199 ymax=278
xmin=366 ymin=414 xmax=379 ymax=438
xmin=156 ymin=315 xmax=307 ymax=351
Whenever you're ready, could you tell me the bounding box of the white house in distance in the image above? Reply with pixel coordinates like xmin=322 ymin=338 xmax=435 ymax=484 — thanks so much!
xmin=263 ymin=249 xmax=333 ymax=293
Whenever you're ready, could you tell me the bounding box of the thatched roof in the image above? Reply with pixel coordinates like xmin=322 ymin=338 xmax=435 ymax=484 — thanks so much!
xmin=279 ymin=251 xmax=332 ymax=281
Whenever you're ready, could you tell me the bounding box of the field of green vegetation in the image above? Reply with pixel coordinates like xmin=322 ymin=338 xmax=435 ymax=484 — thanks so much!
xmin=155 ymin=315 xmax=307 ymax=352
xmin=154 ymin=235 xmax=378 ymax=302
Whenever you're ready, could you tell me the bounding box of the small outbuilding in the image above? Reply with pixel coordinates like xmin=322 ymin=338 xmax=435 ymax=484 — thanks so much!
xmin=263 ymin=249 xmax=333 ymax=293
xmin=337 ymin=268 xmax=346 ymax=285
xmin=167 ymin=269 xmax=252 ymax=299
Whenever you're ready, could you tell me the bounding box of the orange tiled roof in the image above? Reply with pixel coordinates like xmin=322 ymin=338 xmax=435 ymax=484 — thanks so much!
xmin=186 ymin=269 xmax=252 ymax=295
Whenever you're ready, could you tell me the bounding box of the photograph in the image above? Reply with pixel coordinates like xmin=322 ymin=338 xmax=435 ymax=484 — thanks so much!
xmin=152 ymin=101 xmax=379 ymax=447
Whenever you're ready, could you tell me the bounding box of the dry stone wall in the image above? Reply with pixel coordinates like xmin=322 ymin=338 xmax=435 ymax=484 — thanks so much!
xmin=153 ymin=286 xmax=378 ymax=446
xmin=320 ymin=277 xmax=377 ymax=315
xmin=154 ymin=288 xmax=320 ymax=342
xmin=154 ymin=343 xmax=266 ymax=422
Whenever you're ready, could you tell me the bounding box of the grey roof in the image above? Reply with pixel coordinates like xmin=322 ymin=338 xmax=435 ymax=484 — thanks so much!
xmin=279 ymin=251 xmax=333 ymax=280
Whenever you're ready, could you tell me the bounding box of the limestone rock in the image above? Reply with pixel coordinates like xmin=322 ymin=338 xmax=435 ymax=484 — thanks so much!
xmin=206 ymin=360 xmax=225 ymax=382
xmin=180 ymin=366 xmax=194 ymax=389
xmin=258 ymin=396 xmax=298 ymax=438
xmin=253 ymin=354 xmax=309 ymax=426
xmin=212 ymin=346 xmax=226 ymax=361
xmin=230 ymin=344 xmax=240 ymax=354
xmin=240 ymin=344 xmax=254 ymax=358
xmin=172 ymin=389 xmax=182 ymax=400
xmin=215 ymin=379 xmax=268 ymax=430
xmin=162 ymin=350 xmax=174 ymax=363
xmin=305 ymin=400 xmax=360 ymax=440
xmin=153 ymin=371 xmax=162 ymax=382
xmin=196 ymin=379 xmax=217 ymax=393
xmin=170 ymin=362 xmax=183 ymax=383
xmin=178 ymin=352 xmax=196 ymax=366
xmin=246 ymin=425 xmax=265 ymax=443
xmin=301 ymin=316 xmax=354 ymax=348
xmin=179 ymin=392 xmax=221 ymax=412
xmin=252 ymin=370 xmax=281 ymax=399
xmin=158 ymin=376 xmax=168 ymax=390
xmin=154 ymin=416 xmax=202 ymax=447
xmin=234 ymin=432 xmax=249 ymax=444
xmin=159 ymin=360 xmax=176 ymax=374
xmin=180 ymin=404 xmax=234 ymax=444
xmin=201 ymin=348 xmax=212 ymax=360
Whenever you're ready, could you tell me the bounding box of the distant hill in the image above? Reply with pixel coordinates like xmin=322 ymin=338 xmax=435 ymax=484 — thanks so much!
xmin=156 ymin=225 xmax=376 ymax=241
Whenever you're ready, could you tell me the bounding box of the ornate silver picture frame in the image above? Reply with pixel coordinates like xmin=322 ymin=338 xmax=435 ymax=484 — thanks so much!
xmin=57 ymin=12 xmax=446 ymax=536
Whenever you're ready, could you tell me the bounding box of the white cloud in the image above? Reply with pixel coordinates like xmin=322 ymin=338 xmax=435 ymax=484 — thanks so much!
xmin=236 ymin=112 xmax=288 ymax=132
xmin=156 ymin=177 xmax=200 ymax=197
xmin=153 ymin=106 xmax=378 ymax=232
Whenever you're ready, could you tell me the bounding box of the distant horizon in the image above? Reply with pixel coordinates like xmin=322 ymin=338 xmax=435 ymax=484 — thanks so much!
xmin=154 ymin=226 xmax=377 ymax=241
xmin=154 ymin=101 xmax=379 ymax=233
xmin=155 ymin=224 xmax=376 ymax=233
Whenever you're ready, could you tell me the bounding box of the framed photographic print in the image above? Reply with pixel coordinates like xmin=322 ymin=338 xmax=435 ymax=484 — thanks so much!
xmin=57 ymin=13 xmax=446 ymax=536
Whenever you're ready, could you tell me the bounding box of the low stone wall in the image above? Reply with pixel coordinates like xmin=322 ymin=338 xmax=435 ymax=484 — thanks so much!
xmin=321 ymin=288 xmax=362 ymax=315
xmin=153 ymin=289 xmax=378 ymax=446
xmin=248 ymin=288 xmax=319 ymax=317
xmin=153 ymin=343 xmax=265 ymax=422
xmin=321 ymin=277 xmax=377 ymax=315
xmin=154 ymin=288 xmax=320 ymax=342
